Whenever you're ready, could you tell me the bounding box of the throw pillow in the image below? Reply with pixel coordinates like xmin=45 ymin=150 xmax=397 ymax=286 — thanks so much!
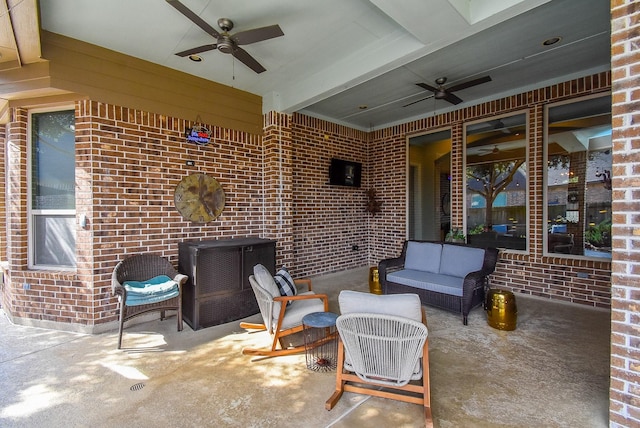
xmin=274 ymin=267 xmax=297 ymax=305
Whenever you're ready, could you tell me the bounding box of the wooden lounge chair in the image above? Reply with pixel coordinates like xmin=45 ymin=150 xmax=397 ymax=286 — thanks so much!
xmin=240 ymin=264 xmax=328 ymax=358
xmin=326 ymin=290 xmax=433 ymax=427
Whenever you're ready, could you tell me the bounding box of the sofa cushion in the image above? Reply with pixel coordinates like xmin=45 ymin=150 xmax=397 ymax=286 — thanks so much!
xmin=338 ymin=290 xmax=422 ymax=322
xmin=439 ymin=244 xmax=485 ymax=278
xmin=404 ymin=241 xmax=442 ymax=273
xmin=387 ymin=270 xmax=465 ymax=297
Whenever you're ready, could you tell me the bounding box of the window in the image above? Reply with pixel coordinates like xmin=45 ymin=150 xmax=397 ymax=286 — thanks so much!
xmin=545 ymin=95 xmax=611 ymax=259
xmin=29 ymin=109 xmax=76 ymax=269
xmin=465 ymin=112 xmax=528 ymax=250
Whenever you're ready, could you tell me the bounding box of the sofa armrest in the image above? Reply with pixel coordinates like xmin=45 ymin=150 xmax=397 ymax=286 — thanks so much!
xmin=481 ymin=247 xmax=499 ymax=276
xmin=378 ymin=256 xmax=405 ymax=290
xmin=462 ymin=271 xmax=486 ymax=295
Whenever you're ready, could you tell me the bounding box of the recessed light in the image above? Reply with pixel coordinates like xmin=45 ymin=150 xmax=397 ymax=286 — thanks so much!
xmin=189 ymin=55 xmax=203 ymax=62
xmin=543 ymin=37 xmax=561 ymax=46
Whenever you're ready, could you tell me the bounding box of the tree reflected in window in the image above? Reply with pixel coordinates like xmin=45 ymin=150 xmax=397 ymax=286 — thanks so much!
xmin=465 ymin=113 xmax=528 ymax=250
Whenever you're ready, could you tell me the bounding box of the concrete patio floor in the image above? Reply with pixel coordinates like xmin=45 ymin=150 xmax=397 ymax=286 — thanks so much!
xmin=0 ymin=267 xmax=611 ymax=427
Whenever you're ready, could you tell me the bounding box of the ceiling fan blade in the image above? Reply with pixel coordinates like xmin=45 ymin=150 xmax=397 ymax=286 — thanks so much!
xmin=232 ymin=47 xmax=266 ymax=73
xmin=166 ymin=0 xmax=220 ymax=38
xmin=443 ymin=92 xmax=463 ymax=105
xmin=233 ymin=25 xmax=284 ymax=45
xmin=416 ymin=82 xmax=438 ymax=93
xmin=402 ymin=94 xmax=434 ymax=108
xmin=446 ymin=75 xmax=492 ymax=93
xmin=175 ymin=44 xmax=217 ymax=57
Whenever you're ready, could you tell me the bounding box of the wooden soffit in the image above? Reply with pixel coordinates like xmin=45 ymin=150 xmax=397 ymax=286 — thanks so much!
xmin=1 ymin=25 xmax=263 ymax=135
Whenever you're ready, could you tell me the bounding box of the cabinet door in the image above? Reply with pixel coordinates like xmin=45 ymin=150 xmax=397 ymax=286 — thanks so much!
xmin=196 ymin=246 xmax=242 ymax=296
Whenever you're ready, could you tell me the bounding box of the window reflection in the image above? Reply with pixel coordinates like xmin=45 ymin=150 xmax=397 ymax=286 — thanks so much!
xmin=465 ymin=113 xmax=528 ymax=250
xmin=546 ymin=95 xmax=612 ymax=258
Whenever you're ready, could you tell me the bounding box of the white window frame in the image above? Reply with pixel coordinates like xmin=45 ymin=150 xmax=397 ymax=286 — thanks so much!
xmin=28 ymin=106 xmax=77 ymax=270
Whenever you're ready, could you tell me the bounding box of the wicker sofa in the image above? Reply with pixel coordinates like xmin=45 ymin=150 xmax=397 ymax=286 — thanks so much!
xmin=379 ymin=240 xmax=499 ymax=325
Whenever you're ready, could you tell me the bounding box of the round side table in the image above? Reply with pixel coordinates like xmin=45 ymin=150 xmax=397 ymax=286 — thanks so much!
xmin=302 ymin=312 xmax=339 ymax=372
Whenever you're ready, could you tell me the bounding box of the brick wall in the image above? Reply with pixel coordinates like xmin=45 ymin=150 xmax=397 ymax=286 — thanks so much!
xmin=610 ymin=1 xmax=640 ymax=425
xmin=0 ymin=124 xmax=5 ymax=264
xmin=263 ymin=112 xmax=294 ymax=268
xmin=2 ymin=100 xmax=269 ymax=329
xmin=368 ymin=73 xmax=612 ymax=309
xmin=291 ymin=113 xmax=370 ymax=276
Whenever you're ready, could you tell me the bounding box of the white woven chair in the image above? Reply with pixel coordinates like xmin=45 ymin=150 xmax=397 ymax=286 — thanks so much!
xmin=240 ymin=264 xmax=328 ymax=358
xmin=326 ymin=290 xmax=432 ymax=427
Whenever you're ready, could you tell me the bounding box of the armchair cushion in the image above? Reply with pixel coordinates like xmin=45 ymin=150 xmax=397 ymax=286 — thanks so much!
xmin=338 ymin=290 xmax=422 ymax=322
xmin=124 ymin=275 xmax=179 ymax=306
xmin=254 ymin=264 xmax=283 ymax=315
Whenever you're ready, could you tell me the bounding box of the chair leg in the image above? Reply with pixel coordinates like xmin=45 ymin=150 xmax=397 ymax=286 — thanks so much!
xmin=117 ymin=304 xmax=126 ymax=349
xmin=423 ymin=338 xmax=433 ymax=427
xmin=425 ymin=407 xmax=434 ymax=428
xmin=239 ymin=321 xmax=267 ymax=331
xmin=325 ymin=339 xmax=346 ymax=410
xmin=325 ymin=388 xmax=345 ymax=411
xmin=241 ymin=346 xmax=305 ymax=357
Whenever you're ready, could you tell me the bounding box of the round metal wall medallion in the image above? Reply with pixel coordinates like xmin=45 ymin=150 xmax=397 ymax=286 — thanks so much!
xmin=174 ymin=173 xmax=225 ymax=223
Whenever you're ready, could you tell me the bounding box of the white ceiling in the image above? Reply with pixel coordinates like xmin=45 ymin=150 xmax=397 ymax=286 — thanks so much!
xmin=36 ymin=0 xmax=611 ymax=131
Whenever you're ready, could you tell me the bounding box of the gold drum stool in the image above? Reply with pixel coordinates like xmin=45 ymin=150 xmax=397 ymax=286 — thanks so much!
xmin=369 ymin=267 xmax=382 ymax=295
xmin=485 ymin=289 xmax=517 ymax=331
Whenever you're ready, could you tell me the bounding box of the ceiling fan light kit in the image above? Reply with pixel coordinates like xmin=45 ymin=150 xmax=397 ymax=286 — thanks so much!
xmin=166 ymin=0 xmax=284 ymax=74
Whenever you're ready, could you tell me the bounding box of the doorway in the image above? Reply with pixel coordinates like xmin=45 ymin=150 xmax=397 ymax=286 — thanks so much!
xmin=408 ymin=129 xmax=452 ymax=241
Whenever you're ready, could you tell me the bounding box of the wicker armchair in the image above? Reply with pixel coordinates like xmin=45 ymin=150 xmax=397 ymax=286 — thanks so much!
xmin=326 ymin=290 xmax=432 ymax=427
xmin=112 ymin=254 xmax=188 ymax=349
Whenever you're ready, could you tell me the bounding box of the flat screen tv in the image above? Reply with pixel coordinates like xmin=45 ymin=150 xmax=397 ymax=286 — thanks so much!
xmin=329 ymin=158 xmax=361 ymax=187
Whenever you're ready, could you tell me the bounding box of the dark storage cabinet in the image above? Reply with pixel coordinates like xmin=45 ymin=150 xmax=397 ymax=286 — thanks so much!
xmin=179 ymin=238 xmax=276 ymax=330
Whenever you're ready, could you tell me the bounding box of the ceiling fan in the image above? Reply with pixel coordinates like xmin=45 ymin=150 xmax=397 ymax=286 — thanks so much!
xmin=166 ymin=0 xmax=284 ymax=74
xmin=407 ymin=75 xmax=492 ymax=106
xmin=477 ymin=145 xmax=501 ymax=156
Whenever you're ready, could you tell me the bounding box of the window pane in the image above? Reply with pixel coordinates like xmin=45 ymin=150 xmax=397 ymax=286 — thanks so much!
xmin=466 ymin=113 xmax=527 ymax=250
xmin=31 ymin=111 xmax=76 ymax=210
xmin=546 ymin=96 xmax=612 ymax=258
xmin=33 ymin=215 xmax=76 ymax=267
